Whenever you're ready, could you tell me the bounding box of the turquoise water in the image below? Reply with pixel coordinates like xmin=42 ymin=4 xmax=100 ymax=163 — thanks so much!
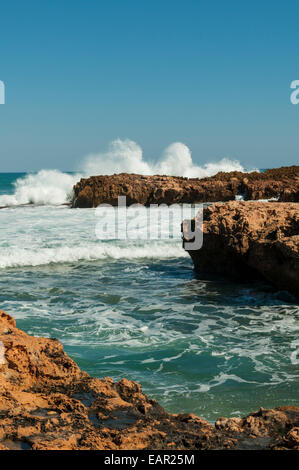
xmin=0 ymin=173 xmax=26 ymax=196
xmin=0 ymin=172 xmax=298 ymax=422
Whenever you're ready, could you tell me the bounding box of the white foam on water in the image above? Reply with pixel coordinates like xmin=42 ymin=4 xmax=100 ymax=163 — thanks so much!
xmin=0 ymin=204 xmax=190 ymax=268
xmin=0 ymin=170 xmax=81 ymax=207
xmin=0 ymin=241 xmax=187 ymax=268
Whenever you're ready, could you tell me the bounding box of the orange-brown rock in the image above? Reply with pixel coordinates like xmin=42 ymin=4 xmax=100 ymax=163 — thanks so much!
xmin=217 ymin=165 xmax=299 ymax=201
xmin=183 ymin=201 xmax=299 ymax=298
xmin=0 ymin=311 xmax=298 ymax=450
xmin=72 ymin=173 xmax=240 ymax=207
xmin=72 ymin=166 xmax=299 ymax=207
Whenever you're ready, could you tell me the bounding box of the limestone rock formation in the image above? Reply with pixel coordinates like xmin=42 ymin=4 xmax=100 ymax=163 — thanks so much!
xmin=0 ymin=311 xmax=298 ymax=450
xmin=71 ymin=166 xmax=299 ymax=207
xmin=183 ymin=201 xmax=299 ymax=298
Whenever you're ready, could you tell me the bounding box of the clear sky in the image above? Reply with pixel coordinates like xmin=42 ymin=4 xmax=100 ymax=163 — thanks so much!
xmin=0 ymin=0 xmax=298 ymax=171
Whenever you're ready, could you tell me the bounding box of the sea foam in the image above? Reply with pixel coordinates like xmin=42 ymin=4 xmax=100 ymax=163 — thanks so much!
xmin=81 ymin=139 xmax=245 ymax=178
xmin=0 ymin=170 xmax=80 ymax=207
xmin=0 ymin=139 xmax=248 ymax=207
xmin=0 ymin=242 xmax=187 ymax=268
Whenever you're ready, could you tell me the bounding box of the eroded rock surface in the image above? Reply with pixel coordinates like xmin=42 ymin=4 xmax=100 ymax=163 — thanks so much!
xmin=0 ymin=311 xmax=298 ymax=450
xmin=72 ymin=166 xmax=299 ymax=207
xmin=183 ymin=201 xmax=299 ymax=298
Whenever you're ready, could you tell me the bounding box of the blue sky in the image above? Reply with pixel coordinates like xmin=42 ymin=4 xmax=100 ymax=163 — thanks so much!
xmin=0 ymin=0 xmax=298 ymax=171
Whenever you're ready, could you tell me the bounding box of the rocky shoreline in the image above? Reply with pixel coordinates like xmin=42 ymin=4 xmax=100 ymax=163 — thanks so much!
xmin=1 ymin=169 xmax=298 ymax=451
xmin=71 ymin=166 xmax=299 ymax=207
xmin=183 ymin=201 xmax=299 ymax=298
xmin=0 ymin=311 xmax=298 ymax=450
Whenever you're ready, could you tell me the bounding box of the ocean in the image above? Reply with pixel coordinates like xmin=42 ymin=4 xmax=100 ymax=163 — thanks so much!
xmin=0 ymin=172 xmax=298 ymax=422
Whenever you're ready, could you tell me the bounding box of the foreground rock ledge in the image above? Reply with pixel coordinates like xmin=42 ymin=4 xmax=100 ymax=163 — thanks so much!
xmin=183 ymin=201 xmax=299 ymax=298
xmin=0 ymin=312 xmax=298 ymax=450
xmin=72 ymin=166 xmax=299 ymax=207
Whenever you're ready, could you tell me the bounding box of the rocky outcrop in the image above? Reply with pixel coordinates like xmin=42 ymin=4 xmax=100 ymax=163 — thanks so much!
xmin=72 ymin=173 xmax=241 ymax=208
xmin=71 ymin=166 xmax=299 ymax=207
xmin=225 ymin=165 xmax=299 ymax=201
xmin=183 ymin=201 xmax=299 ymax=298
xmin=0 ymin=311 xmax=298 ymax=450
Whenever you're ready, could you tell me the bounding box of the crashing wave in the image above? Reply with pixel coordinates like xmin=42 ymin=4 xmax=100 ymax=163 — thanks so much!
xmin=0 ymin=139 xmax=251 ymax=207
xmin=0 ymin=170 xmax=80 ymax=207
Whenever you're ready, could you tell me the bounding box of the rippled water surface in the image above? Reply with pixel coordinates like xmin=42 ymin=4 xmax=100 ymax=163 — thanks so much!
xmin=0 ymin=175 xmax=298 ymax=422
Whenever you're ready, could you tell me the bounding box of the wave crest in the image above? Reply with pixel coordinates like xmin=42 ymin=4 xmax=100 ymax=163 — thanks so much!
xmin=0 ymin=140 xmax=250 ymax=207
xmin=0 ymin=242 xmax=187 ymax=268
xmin=0 ymin=170 xmax=81 ymax=207
xmin=81 ymin=139 xmax=245 ymax=178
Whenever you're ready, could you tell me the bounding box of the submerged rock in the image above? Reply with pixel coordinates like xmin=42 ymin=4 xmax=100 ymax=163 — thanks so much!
xmin=0 ymin=311 xmax=298 ymax=450
xmin=183 ymin=201 xmax=299 ymax=298
xmin=71 ymin=166 xmax=299 ymax=207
